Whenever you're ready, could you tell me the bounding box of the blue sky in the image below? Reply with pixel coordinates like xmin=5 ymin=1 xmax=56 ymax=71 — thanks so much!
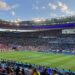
xmin=0 ymin=0 xmax=75 ymax=21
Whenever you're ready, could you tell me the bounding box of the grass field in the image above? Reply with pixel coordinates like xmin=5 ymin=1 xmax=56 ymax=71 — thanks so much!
xmin=0 ymin=51 xmax=75 ymax=71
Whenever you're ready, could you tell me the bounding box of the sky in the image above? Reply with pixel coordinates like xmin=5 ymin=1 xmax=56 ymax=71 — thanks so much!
xmin=0 ymin=0 xmax=75 ymax=21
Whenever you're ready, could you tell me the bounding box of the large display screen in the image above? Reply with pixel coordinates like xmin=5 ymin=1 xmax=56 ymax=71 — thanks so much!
xmin=62 ymin=29 xmax=75 ymax=34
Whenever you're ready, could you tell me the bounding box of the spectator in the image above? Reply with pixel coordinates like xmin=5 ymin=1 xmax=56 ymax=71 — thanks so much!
xmin=32 ymin=68 xmax=40 ymax=75
xmin=41 ymin=68 xmax=49 ymax=75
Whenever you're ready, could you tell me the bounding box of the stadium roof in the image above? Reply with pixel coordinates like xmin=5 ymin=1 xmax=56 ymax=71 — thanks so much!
xmin=0 ymin=16 xmax=75 ymax=32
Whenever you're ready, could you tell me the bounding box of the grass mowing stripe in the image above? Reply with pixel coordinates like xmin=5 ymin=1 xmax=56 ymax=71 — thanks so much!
xmin=0 ymin=51 xmax=75 ymax=71
xmin=60 ymin=59 xmax=75 ymax=71
xmin=33 ymin=55 xmax=72 ymax=67
xmin=22 ymin=54 xmax=65 ymax=64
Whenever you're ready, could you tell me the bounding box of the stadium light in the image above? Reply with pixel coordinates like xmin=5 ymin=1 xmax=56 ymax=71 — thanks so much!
xmin=32 ymin=18 xmax=46 ymax=22
xmin=15 ymin=23 xmax=20 ymax=26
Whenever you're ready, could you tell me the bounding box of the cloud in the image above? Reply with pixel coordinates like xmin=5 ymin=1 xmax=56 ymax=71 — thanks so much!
xmin=48 ymin=2 xmax=68 ymax=11
xmin=35 ymin=1 xmax=39 ymax=4
xmin=11 ymin=11 xmax=16 ymax=16
xmin=0 ymin=1 xmax=11 ymax=10
xmin=32 ymin=5 xmax=46 ymax=10
xmin=11 ymin=4 xmax=19 ymax=9
xmin=58 ymin=1 xmax=63 ymax=7
xmin=65 ymin=10 xmax=75 ymax=15
xmin=48 ymin=3 xmax=57 ymax=10
xmin=48 ymin=1 xmax=75 ymax=16
xmin=58 ymin=2 xmax=68 ymax=12
xmin=57 ymin=2 xmax=75 ymax=15
xmin=0 ymin=0 xmax=20 ymax=17
xmin=41 ymin=6 xmax=46 ymax=9
xmin=32 ymin=1 xmax=75 ymax=16
xmin=0 ymin=1 xmax=19 ymax=10
xmin=50 ymin=13 xmax=57 ymax=17
xmin=32 ymin=6 xmax=39 ymax=10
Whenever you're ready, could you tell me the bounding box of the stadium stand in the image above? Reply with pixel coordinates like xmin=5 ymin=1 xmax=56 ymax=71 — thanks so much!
xmin=0 ymin=31 xmax=75 ymax=54
xmin=0 ymin=60 xmax=75 ymax=75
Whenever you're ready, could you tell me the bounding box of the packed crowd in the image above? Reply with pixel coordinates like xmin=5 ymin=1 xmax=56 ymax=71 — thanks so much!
xmin=0 ymin=60 xmax=75 ymax=75
xmin=0 ymin=34 xmax=75 ymax=54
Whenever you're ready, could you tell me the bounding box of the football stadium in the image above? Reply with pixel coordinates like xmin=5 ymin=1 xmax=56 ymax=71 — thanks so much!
xmin=0 ymin=16 xmax=75 ymax=75
xmin=0 ymin=0 xmax=75 ymax=75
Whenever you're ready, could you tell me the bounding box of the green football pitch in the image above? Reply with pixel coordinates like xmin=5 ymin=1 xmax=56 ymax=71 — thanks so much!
xmin=0 ymin=51 xmax=75 ymax=71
